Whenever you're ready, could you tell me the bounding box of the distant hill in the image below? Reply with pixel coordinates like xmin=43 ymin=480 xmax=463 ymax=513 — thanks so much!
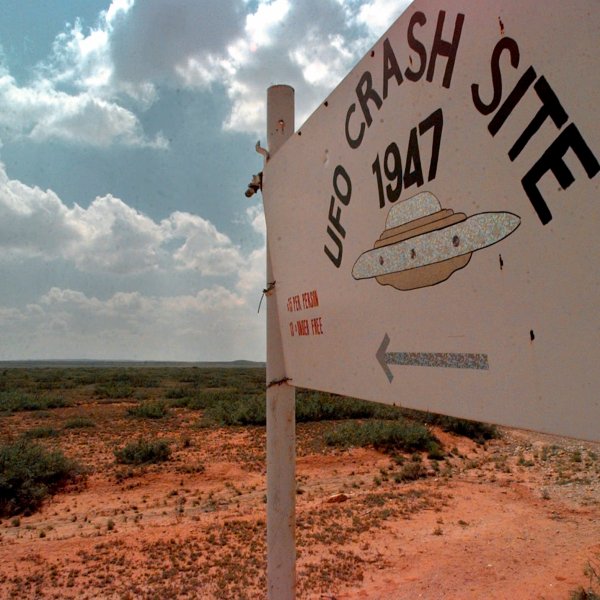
xmin=0 ymin=360 xmax=266 ymax=369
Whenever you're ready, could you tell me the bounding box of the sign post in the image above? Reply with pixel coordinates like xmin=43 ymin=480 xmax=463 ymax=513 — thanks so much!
xmin=264 ymin=85 xmax=296 ymax=600
xmin=260 ymin=3 xmax=598 ymax=596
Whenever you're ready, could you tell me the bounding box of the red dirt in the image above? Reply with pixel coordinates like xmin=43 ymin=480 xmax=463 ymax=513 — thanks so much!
xmin=0 ymin=404 xmax=598 ymax=599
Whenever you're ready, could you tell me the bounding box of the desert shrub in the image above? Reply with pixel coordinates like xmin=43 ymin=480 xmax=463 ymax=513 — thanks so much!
xmin=127 ymin=400 xmax=169 ymax=419
xmin=177 ymin=462 xmax=206 ymax=474
xmin=427 ymin=443 xmax=446 ymax=460
xmin=165 ymin=389 xmax=241 ymax=410
xmin=324 ymin=419 xmax=438 ymax=453
xmin=394 ymin=460 xmax=427 ymax=482
xmin=120 ymin=371 xmax=161 ymax=388
xmin=94 ymin=383 xmax=134 ymax=400
xmin=401 ymin=408 xmax=498 ymax=442
xmin=201 ymin=391 xmax=408 ymax=428
xmin=0 ymin=391 xmax=69 ymax=413
xmin=165 ymin=387 xmax=190 ymax=400
xmin=188 ymin=389 xmax=239 ymax=410
xmin=106 ymin=370 xmax=134 ymax=384
xmin=570 ymin=558 xmax=600 ymax=600
xmin=165 ymin=396 xmax=190 ymax=408
xmin=296 ymin=392 xmax=403 ymax=422
xmin=430 ymin=415 xmax=497 ymax=442
xmin=0 ymin=439 xmax=81 ymax=516
xmin=68 ymin=369 xmax=101 ymax=386
xmin=114 ymin=439 xmax=171 ymax=465
xmin=29 ymin=370 xmax=69 ymax=390
xmin=76 ymin=367 xmax=160 ymax=388
xmin=178 ymin=367 xmax=265 ymax=394
xmin=22 ymin=426 xmax=60 ymax=439
xmin=203 ymin=395 xmax=266 ymax=426
xmin=64 ymin=417 xmax=96 ymax=429
xmin=571 ymin=590 xmax=600 ymax=600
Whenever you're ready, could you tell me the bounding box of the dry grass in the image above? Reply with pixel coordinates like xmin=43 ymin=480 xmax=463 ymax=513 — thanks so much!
xmin=0 ymin=366 xmax=597 ymax=598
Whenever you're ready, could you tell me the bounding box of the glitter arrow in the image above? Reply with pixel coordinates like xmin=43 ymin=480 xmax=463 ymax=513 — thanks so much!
xmin=376 ymin=333 xmax=490 ymax=383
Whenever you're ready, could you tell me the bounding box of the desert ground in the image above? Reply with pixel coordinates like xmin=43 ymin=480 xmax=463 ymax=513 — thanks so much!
xmin=0 ymin=366 xmax=598 ymax=599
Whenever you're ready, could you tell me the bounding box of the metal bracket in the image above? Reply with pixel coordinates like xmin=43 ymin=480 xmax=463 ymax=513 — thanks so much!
xmin=258 ymin=280 xmax=276 ymax=313
xmin=256 ymin=140 xmax=269 ymax=161
xmin=267 ymin=377 xmax=292 ymax=389
xmin=245 ymin=172 xmax=263 ymax=198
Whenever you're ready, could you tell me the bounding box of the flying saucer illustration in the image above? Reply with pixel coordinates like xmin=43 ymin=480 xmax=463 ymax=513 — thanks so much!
xmin=352 ymin=192 xmax=520 ymax=291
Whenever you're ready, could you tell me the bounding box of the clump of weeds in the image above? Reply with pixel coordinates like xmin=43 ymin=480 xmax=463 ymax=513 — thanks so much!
xmin=127 ymin=400 xmax=169 ymax=419
xmin=0 ymin=439 xmax=82 ymax=516
xmin=114 ymin=439 xmax=171 ymax=465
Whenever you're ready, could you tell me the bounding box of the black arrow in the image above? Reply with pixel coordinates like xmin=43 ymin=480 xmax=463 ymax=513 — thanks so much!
xmin=376 ymin=333 xmax=490 ymax=383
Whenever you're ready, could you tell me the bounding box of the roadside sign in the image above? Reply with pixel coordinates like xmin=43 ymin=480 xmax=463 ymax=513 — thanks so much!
xmin=262 ymin=0 xmax=600 ymax=441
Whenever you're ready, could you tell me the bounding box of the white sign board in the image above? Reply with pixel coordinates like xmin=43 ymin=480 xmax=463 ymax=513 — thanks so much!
xmin=262 ymin=0 xmax=600 ymax=441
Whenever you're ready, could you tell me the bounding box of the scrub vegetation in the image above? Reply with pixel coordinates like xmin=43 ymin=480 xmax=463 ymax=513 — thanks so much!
xmin=0 ymin=439 xmax=81 ymax=516
xmin=0 ymin=391 xmax=70 ymax=413
xmin=114 ymin=438 xmax=171 ymax=465
xmin=0 ymin=364 xmax=494 ymax=519
xmin=126 ymin=399 xmax=170 ymax=419
xmin=324 ymin=419 xmax=440 ymax=454
xmin=1 ymin=365 xmax=596 ymax=598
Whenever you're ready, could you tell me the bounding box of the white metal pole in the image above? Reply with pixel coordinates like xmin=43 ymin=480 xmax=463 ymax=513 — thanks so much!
xmin=265 ymin=84 xmax=296 ymax=600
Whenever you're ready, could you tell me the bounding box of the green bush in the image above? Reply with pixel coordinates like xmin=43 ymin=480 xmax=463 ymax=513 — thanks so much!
xmin=63 ymin=417 xmax=96 ymax=429
xmin=114 ymin=439 xmax=171 ymax=465
xmin=203 ymin=395 xmax=266 ymax=426
xmin=570 ymin=557 xmax=600 ymax=600
xmin=570 ymin=589 xmax=600 ymax=600
xmin=166 ymin=389 xmax=239 ymax=410
xmin=165 ymin=387 xmax=191 ymax=400
xmin=30 ymin=370 xmax=78 ymax=390
xmin=401 ymin=409 xmax=498 ymax=442
xmin=187 ymin=389 xmax=239 ymax=410
xmin=165 ymin=396 xmax=190 ymax=408
xmin=324 ymin=419 xmax=438 ymax=453
xmin=94 ymin=383 xmax=134 ymax=399
xmin=0 ymin=439 xmax=81 ymax=516
xmin=120 ymin=372 xmax=161 ymax=388
xmin=201 ymin=392 xmax=406 ymax=428
xmin=22 ymin=426 xmax=60 ymax=439
xmin=296 ymin=392 xmax=403 ymax=422
xmin=394 ymin=460 xmax=427 ymax=482
xmin=127 ymin=400 xmax=169 ymax=419
xmin=0 ymin=391 xmax=69 ymax=412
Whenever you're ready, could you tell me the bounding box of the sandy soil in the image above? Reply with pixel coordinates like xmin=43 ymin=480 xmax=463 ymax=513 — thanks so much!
xmin=0 ymin=402 xmax=598 ymax=599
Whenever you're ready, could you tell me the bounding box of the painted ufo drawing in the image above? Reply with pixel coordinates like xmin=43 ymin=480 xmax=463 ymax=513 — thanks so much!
xmin=352 ymin=192 xmax=520 ymax=291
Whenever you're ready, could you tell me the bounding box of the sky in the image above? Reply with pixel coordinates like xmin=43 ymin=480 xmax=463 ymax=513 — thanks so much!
xmin=0 ymin=0 xmax=411 ymax=361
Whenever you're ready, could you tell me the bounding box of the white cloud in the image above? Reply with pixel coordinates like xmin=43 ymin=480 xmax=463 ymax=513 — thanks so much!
xmin=0 ymin=1 xmax=409 ymax=145
xmin=356 ymin=0 xmax=412 ymax=37
xmin=0 ymin=161 xmax=268 ymax=360
xmin=57 ymin=1 xmax=389 ymax=133
xmin=244 ymin=0 xmax=291 ymax=49
xmin=246 ymin=204 xmax=266 ymax=238
xmin=0 ymin=162 xmax=80 ymax=259
xmin=0 ymin=162 xmax=250 ymax=276
xmin=0 ymin=1 xmax=411 ymax=147
xmin=108 ymin=0 xmax=246 ymax=86
xmin=66 ymin=195 xmax=165 ymax=273
xmin=216 ymin=0 xmax=373 ymax=133
xmin=0 ymin=67 xmax=166 ymax=147
xmin=0 ymin=284 xmax=263 ymax=361
xmin=163 ymin=211 xmax=245 ymax=275
xmin=236 ymin=205 xmax=266 ymax=296
xmin=49 ymin=20 xmax=112 ymax=91
xmin=205 ymin=0 xmax=410 ymax=134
